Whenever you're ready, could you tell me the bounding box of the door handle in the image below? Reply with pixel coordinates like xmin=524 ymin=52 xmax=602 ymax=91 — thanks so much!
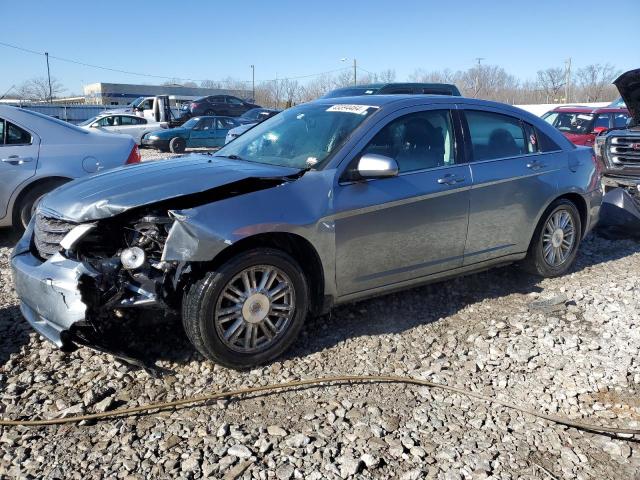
xmin=437 ymin=174 xmax=465 ymax=185
xmin=1 ymin=155 xmax=33 ymax=165
xmin=526 ymin=160 xmax=546 ymax=170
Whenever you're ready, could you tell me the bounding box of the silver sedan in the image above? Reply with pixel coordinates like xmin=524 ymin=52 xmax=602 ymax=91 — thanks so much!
xmin=12 ymin=96 xmax=601 ymax=368
xmin=0 ymin=106 xmax=139 ymax=229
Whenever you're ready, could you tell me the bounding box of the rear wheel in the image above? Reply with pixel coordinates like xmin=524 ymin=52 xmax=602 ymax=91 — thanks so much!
xmin=15 ymin=181 xmax=66 ymax=230
xmin=182 ymin=248 xmax=309 ymax=368
xmin=522 ymin=199 xmax=581 ymax=277
xmin=169 ymin=137 xmax=186 ymax=154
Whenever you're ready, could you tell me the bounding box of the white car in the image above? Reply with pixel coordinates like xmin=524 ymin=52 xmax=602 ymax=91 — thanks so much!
xmin=0 ymin=106 xmax=139 ymax=229
xmin=79 ymin=113 xmax=167 ymax=144
xmin=224 ymin=122 xmax=256 ymax=144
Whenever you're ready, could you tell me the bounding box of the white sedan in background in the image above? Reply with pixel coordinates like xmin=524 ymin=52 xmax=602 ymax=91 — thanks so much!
xmin=79 ymin=114 xmax=167 ymax=144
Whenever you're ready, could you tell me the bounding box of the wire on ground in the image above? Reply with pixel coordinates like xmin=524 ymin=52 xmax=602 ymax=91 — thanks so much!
xmin=1 ymin=375 xmax=639 ymax=437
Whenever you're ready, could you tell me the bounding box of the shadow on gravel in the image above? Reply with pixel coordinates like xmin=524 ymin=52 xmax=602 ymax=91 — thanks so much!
xmin=0 ymin=227 xmax=20 ymax=248
xmin=0 ymin=305 xmax=31 ymax=390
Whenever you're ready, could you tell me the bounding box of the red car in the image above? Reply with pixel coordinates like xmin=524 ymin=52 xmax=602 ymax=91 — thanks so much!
xmin=542 ymin=105 xmax=630 ymax=146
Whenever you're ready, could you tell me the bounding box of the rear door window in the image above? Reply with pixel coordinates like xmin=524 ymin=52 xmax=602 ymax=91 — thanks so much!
xmin=465 ymin=110 xmax=527 ymax=161
xmin=6 ymin=122 xmax=32 ymax=145
xmin=216 ymin=118 xmax=237 ymax=129
xmin=120 ymin=116 xmax=145 ymax=125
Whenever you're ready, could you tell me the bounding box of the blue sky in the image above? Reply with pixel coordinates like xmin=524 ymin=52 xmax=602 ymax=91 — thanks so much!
xmin=1 ymin=0 xmax=638 ymax=95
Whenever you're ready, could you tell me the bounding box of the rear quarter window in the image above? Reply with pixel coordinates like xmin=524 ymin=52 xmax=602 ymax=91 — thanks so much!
xmin=535 ymin=127 xmax=563 ymax=152
xmin=6 ymin=122 xmax=32 ymax=145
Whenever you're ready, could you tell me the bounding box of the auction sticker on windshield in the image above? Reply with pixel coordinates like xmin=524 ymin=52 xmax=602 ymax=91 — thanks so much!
xmin=327 ymin=104 xmax=377 ymax=114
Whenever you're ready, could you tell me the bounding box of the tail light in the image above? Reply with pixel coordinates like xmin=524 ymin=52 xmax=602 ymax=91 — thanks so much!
xmin=126 ymin=144 xmax=141 ymax=165
xmin=190 ymin=102 xmax=197 ymax=110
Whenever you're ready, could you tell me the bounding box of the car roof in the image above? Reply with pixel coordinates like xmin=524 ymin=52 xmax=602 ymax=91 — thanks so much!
xmin=549 ymin=105 xmax=629 ymax=114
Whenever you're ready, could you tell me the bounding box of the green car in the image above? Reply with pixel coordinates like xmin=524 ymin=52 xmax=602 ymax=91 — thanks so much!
xmin=141 ymin=116 xmax=239 ymax=153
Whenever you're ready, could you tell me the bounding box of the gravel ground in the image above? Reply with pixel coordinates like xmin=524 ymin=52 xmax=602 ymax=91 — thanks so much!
xmin=1 ymin=226 xmax=640 ymax=479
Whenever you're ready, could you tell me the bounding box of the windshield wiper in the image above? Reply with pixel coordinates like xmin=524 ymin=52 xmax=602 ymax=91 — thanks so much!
xmin=214 ymin=154 xmax=244 ymax=160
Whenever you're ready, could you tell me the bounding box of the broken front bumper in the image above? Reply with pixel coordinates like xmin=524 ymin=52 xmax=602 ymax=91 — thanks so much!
xmin=11 ymin=226 xmax=97 ymax=348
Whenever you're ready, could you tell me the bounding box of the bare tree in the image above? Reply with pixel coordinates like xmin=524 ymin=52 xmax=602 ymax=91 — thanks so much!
xmin=182 ymin=81 xmax=198 ymax=88
xmin=300 ymin=74 xmax=335 ymax=101
xmin=281 ymin=79 xmax=302 ymax=107
xmin=16 ymin=77 xmax=66 ymax=102
xmin=200 ymin=79 xmax=222 ymax=89
xmin=536 ymin=68 xmax=566 ymax=103
xmin=377 ymin=69 xmax=396 ymax=83
xmin=333 ymin=70 xmax=355 ymax=88
xmin=576 ymin=64 xmax=620 ymax=102
xmin=160 ymin=78 xmax=182 ymax=86
xmin=409 ymin=68 xmax=458 ymax=84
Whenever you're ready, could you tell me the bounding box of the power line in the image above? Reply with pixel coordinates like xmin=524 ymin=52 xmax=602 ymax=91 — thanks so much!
xmin=0 ymin=40 xmax=352 ymax=85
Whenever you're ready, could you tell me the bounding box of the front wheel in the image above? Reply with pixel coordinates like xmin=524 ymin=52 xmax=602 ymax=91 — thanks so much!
xmin=169 ymin=137 xmax=186 ymax=154
xmin=522 ymin=199 xmax=582 ymax=277
xmin=182 ymin=249 xmax=309 ymax=368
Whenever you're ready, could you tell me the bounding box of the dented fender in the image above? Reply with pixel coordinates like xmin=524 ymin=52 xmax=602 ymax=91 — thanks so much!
xmin=161 ymin=170 xmax=338 ymax=298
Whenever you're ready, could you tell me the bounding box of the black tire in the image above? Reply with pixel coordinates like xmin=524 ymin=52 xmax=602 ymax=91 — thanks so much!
xmin=182 ymin=248 xmax=309 ymax=369
xmin=169 ymin=137 xmax=186 ymax=154
xmin=14 ymin=181 xmax=66 ymax=230
xmin=521 ymin=199 xmax=582 ymax=277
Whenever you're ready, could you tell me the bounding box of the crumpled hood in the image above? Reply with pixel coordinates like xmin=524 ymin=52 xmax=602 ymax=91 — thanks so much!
xmin=39 ymin=155 xmax=300 ymax=222
xmin=614 ymin=68 xmax=640 ymax=126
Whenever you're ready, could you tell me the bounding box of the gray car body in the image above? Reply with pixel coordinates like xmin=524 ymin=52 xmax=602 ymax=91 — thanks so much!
xmin=0 ymin=106 xmax=136 ymax=228
xmin=12 ymin=95 xmax=601 ymax=347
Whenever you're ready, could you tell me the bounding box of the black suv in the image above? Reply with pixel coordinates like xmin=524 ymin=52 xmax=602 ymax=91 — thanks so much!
xmin=181 ymin=95 xmax=261 ymax=119
xmin=321 ymin=82 xmax=461 ymax=99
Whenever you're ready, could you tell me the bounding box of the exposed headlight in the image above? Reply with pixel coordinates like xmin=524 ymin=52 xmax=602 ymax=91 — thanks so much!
xmin=148 ymin=135 xmax=160 ymax=140
xmin=120 ymin=247 xmax=146 ymax=270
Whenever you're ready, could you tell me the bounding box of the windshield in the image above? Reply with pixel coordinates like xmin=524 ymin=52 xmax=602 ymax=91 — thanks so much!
xmin=240 ymin=108 xmax=264 ymax=120
xmin=542 ymin=112 xmax=594 ymax=134
xmin=215 ymin=103 xmax=378 ymax=169
xmin=78 ymin=115 xmax=99 ymax=126
xmin=182 ymin=117 xmax=200 ymax=129
xmin=127 ymin=96 xmax=145 ymax=107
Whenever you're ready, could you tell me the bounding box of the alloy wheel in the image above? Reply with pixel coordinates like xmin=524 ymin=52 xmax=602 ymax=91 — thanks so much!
xmin=542 ymin=209 xmax=576 ymax=267
xmin=214 ymin=265 xmax=295 ymax=353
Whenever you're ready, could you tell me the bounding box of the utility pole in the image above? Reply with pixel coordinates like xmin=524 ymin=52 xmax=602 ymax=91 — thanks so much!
xmin=474 ymin=57 xmax=485 ymax=97
xmin=564 ymin=58 xmax=572 ymax=103
xmin=45 ymin=52 xmax=53 ymax=103
xmin=353 ymin=58 xmax=357 ymax=86
xmin=250 ymin=65 xmax=255 ymax=102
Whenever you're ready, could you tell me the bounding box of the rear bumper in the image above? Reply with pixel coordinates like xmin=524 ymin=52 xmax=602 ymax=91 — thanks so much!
xmin=11 ymin=228 xmax=97 ymax=347
xmin=582 ymin=187 xmax=603 ymax=235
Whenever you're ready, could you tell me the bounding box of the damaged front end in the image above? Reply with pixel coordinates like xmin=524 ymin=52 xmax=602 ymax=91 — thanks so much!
xmin=12 ymin=210 xmax=187 ymax=350
xmin=11 ymin=162 xmax=303 ymax=351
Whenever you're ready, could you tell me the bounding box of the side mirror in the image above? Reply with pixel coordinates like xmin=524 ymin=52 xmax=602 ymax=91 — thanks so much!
xmin=356 ymin=154 xmax=399 ymax=179
xmin=592 ymin=126 xmax=608 ymax=135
